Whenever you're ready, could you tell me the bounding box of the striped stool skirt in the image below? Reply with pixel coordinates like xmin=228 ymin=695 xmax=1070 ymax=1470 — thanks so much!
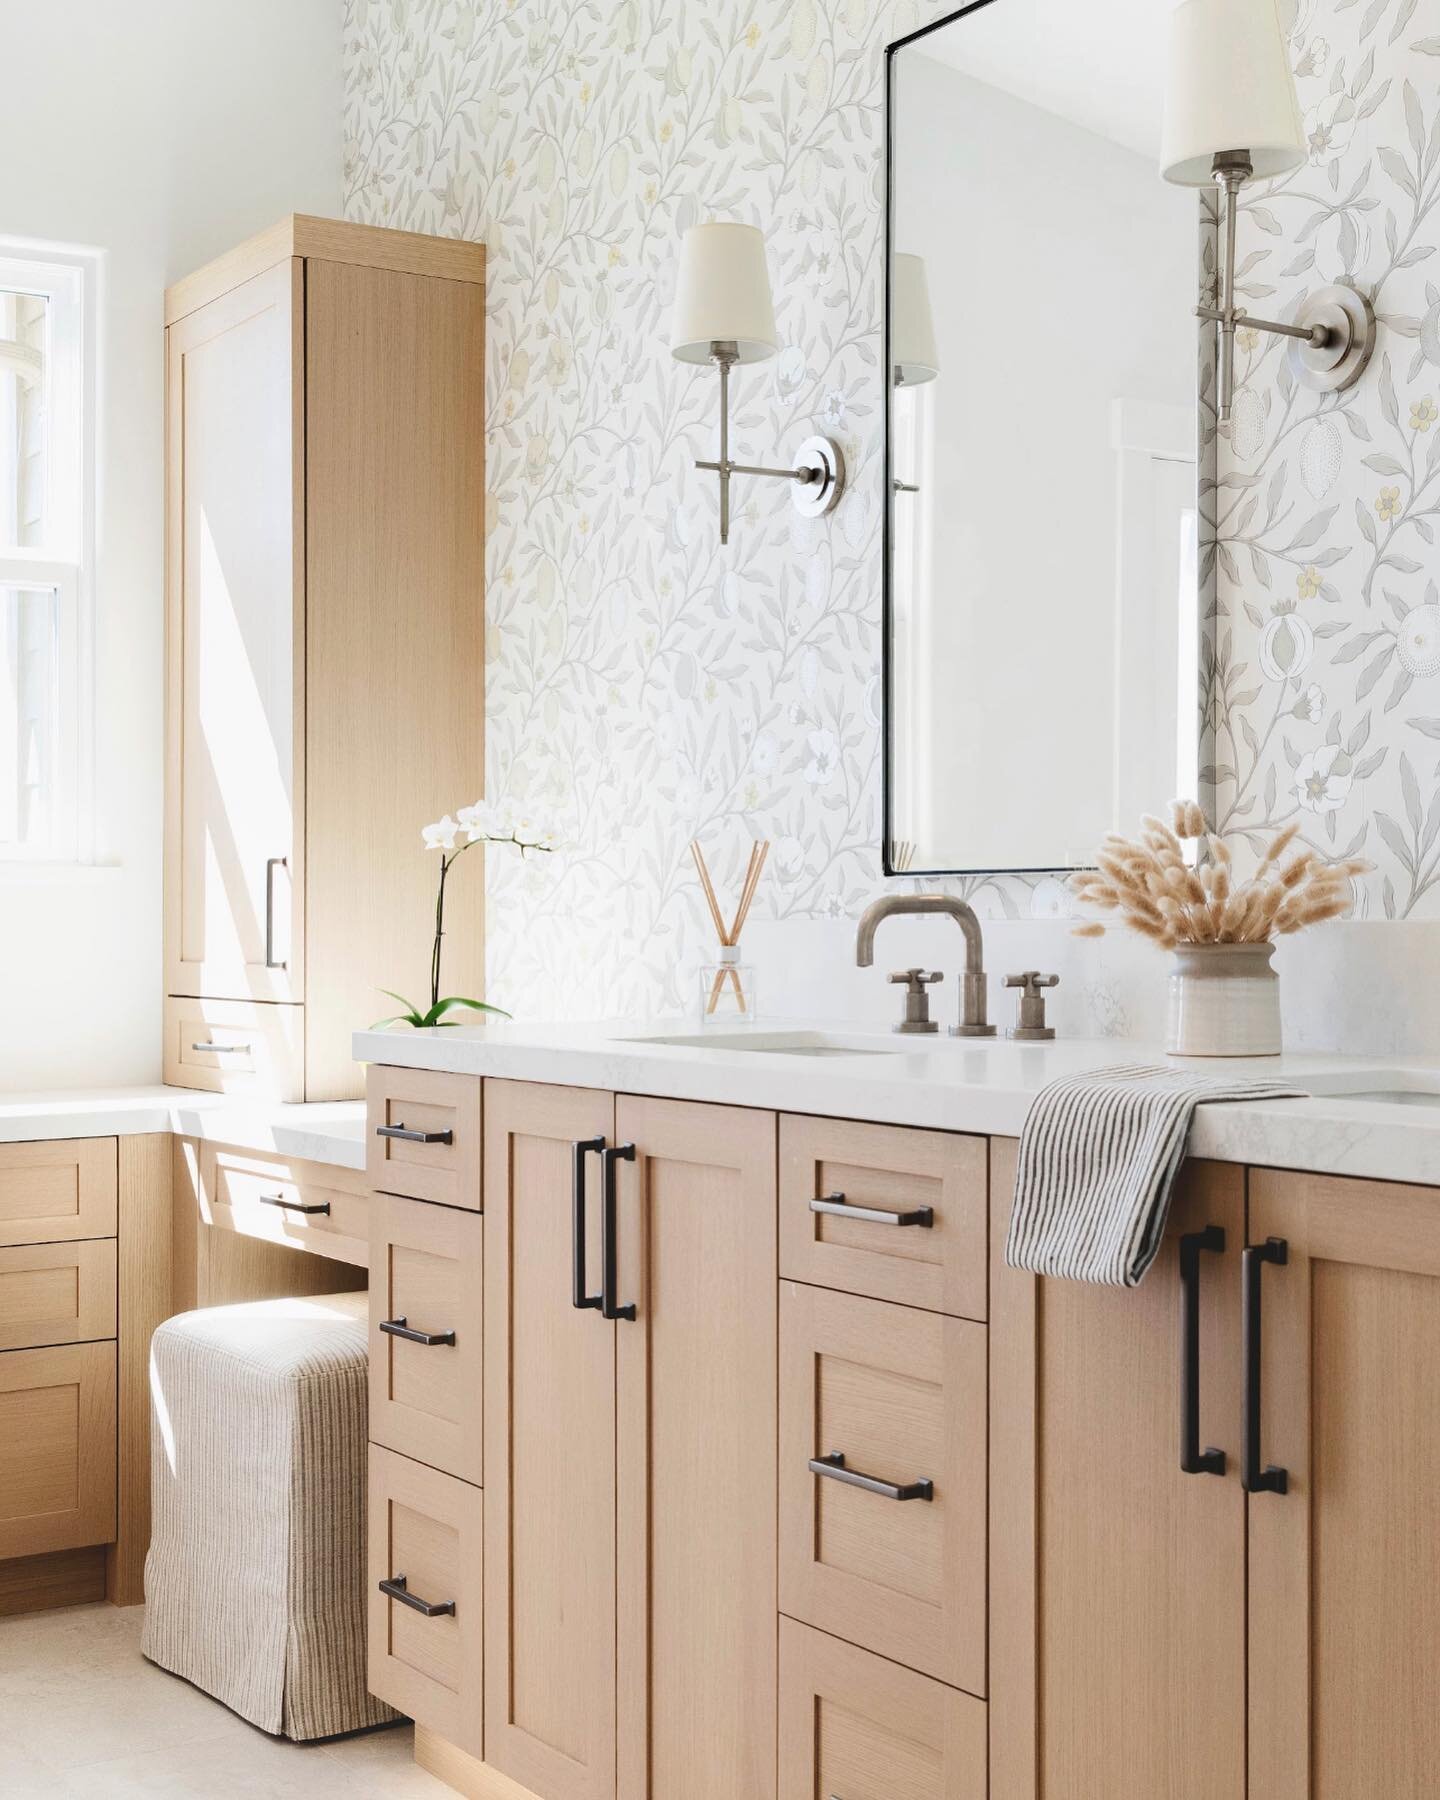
xmin=141 ymin=1292 xmax=399 ymax=1741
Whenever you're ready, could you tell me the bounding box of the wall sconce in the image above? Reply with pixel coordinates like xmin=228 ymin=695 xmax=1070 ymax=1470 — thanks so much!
xmin=891 ymin=253 xmax=939 ymax=390
xmin=1162 ymin=0 xmax=1376 ymax=421
xmin=670 ymin=221 xmax=845 ymax=546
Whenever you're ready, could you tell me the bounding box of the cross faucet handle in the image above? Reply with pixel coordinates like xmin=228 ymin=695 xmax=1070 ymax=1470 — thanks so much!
xmin=887 ymin=969 xmax=943 ymax=1035
xmin=1005 ymin=970 xmax=1059 ymax=1040
xmin=1004 ymin=970 xmax=1059 ymax=995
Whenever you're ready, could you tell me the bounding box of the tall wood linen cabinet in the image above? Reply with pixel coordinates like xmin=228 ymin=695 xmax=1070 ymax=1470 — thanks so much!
xmin=163 ymin=216 xmax=486 ymax=1101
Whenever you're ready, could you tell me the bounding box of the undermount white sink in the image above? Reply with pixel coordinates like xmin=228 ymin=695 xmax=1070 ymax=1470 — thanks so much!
xmin=1300 ymin=1070 xmax=1440 ymax=1107
xmin=624 ymin=1029 xmax=914 ymax=1057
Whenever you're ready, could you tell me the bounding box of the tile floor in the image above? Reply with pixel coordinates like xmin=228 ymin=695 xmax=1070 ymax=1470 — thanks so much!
xmin=0 ymin=1602 xmax=456 ymax=1798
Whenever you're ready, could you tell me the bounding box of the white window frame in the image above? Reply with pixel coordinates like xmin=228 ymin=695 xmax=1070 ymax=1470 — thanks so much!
xmin=0 ymin=241 xmax=97 ymax=864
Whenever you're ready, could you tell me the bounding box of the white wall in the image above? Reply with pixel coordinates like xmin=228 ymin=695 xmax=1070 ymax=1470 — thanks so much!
xmin=0 ymin=0 xmax=341 ymax=1089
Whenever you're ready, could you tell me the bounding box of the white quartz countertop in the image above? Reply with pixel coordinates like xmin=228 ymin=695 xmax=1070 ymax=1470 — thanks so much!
xmin=352 ymin=1018 xmax=1440 ymax=1189
xmin=0 ymin=1087 xmax=366 ymax=1171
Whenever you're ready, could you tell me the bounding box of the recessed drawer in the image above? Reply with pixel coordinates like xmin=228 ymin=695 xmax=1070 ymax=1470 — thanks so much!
xmin=367 ymin=1065 xmax=480 ymax=1209
xmin=368 ymin=1444 xmax=483 ymax=1758
xmin=0 ymin=1340 xmax=116 ymax=1558
xmin=370 ymin=1195 xmax=483 ymax=1485
xmin=204 ymin=1143 xmax=370 ymax=1267
xmin=780 ymin=1116 xmax=987 ymax=1320
xmin=0 ymin=1138 xmax=117 ymax=1249
xmin=779 ymin=1615 xmax=987 ymax=1800
xmin=165 ymin=997 xmax=304 ymax=1101
xmin=0 ymin=1241 xmax=117 ymax=1350
xmin=779 ymin=1281 xmax=987 ymax=1695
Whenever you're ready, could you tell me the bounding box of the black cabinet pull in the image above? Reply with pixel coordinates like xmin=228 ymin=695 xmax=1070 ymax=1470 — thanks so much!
xmin=572 ymin=1137 xmax=606 ymax=1311
xmin=1179 ymin=1225 xmax=1226 ymax=1476
xmin=257 ymin=1192 xmax=330 ymax=1217
xmin=809 ymin=1192 xmax=934 ymax=1229
xmin=376 ymin=1123 xmax=453 ymax=1145
xmin=378 ymin=1573 xmax=455 ymax=1617
xmin=809 ymin=1450 xmax=933 ymax=1502
xmin=1242 ymin=1237 xmax=1289 ymax=1495
xmin=600 ymin=1143 xmax=637 ymax=1322
xmin=379 ymin=1316 xmax=456 ymax=1347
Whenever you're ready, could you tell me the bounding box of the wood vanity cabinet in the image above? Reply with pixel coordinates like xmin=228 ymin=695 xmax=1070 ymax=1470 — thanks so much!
xmin=992 ymin=1147 xmax=1440 ymax=1800
xmin=163 ymin=216 xmax=486 ymax=1102
xmin=481 ymin=1080 xmax=777 ymax=1800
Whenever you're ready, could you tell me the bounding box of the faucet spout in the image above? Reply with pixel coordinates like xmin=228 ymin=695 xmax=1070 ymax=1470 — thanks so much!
xmin=854 ymin=894 xmax=996 ymax=1037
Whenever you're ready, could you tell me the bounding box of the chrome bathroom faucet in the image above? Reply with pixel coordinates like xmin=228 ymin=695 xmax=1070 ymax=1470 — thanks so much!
xmin=855 ymin=894 xmax=997 ymax=1037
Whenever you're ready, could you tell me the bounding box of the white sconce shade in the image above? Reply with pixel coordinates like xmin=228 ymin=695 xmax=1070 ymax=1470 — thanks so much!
xmin=670 ymin=222 xmax=778 ymax=365
xmin=1160 ymin=0 xmax=1306 ymax=185
xmin=892 ymin=253 xmax=939 ymax=386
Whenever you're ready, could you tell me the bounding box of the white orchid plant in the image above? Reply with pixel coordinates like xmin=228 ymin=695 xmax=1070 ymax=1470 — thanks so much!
xmin=373 ymin=800 xmax=558 ymax=1030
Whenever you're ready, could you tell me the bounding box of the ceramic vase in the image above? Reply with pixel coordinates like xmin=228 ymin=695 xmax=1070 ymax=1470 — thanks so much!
xmin=1166 ymin=941 xmax=1281 ymax=1057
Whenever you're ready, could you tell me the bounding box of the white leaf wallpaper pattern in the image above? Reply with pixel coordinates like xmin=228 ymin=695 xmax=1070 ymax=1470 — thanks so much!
xmin=342 ymin=0 xmax=1440 ymax=1020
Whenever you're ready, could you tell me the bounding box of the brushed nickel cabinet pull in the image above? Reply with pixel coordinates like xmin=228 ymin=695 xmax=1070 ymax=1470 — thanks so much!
xmin=809 ymin=1191 xmax=934 ymax=1229
xmin=809 ymin=1449 xmax=933 ymax=1502
xmin=191 ymin=1041 xmax=251 ymax=1055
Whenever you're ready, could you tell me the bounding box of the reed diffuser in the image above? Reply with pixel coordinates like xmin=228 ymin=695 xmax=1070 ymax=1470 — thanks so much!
xmin=691 ymin=838 xmax=769 ymax=1024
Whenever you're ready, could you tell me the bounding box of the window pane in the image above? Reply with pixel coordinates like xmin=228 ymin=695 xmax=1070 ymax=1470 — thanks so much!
xmin=0 ymin=584 xmax=59 ymax=851
xmin=0 ymin=289 xmax=48 ymax=553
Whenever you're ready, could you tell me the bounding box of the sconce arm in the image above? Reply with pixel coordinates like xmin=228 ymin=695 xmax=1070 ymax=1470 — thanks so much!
xmin=1194 ymin=304 xmax=1331 ymax=349
xmin=695 ymin=457 xmax=821 ymax=485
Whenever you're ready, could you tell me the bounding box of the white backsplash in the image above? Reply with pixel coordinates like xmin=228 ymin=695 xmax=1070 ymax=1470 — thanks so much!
xmin=744 ymin=914 xmax=1440 ymax=1058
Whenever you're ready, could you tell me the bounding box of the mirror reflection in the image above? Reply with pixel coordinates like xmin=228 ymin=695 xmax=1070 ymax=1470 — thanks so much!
xmin=886 ymin=0 xmax=1206 ymax=876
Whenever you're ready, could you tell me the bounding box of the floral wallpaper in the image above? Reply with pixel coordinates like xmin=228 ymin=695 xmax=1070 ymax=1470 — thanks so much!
xmin=342 ymin=0 xmax=1440 ymax=1020
xmin=1210 ymin=0 xmax=1440 ymax=918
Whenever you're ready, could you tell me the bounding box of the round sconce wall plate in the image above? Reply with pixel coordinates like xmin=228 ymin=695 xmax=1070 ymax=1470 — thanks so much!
xmin=1288 ymin=282 xmax=1377 ymax=396
xmin=792 ymin=435 xmax=846 ymax=519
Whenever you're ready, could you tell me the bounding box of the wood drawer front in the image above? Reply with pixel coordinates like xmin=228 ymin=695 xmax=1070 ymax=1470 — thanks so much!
xmin=368 ymin=1444 xmax=483 ymax=1758
xmin=780 ymin=1116 xmax=987 ymax=1320
xmin=0 ymin=1341 xmax=116 ymax=1558
xmin=204 ymin=1143 xmax=370 ymax=1267
xmin=367 ymin=1065 xmax=480 ymax=1209
xmin=0 ymin=1242 xmax=117 ymax=1351
xmin=164 ymin=997 xmax=304 ymax=1101
xmin=0 ymin=1139 xmax=118 ymax=1248
xmin=780 ymin=1282 xmax=987 ymax=1695
xmin=779 ymin=1616 xmax=987 ymax=1800
xmin=370 ymin=1196 xmax=482 ymax=1485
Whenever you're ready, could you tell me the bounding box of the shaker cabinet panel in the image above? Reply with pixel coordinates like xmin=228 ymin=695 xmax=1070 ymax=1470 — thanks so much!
xmin=483 ymin=1080 xmax=618 ymax=1800
xmin=0 ymin=1138 xmax=117 ymax=1247
xmin=1247 ymin=1169 xmax=1440 ymax=1800
xmin=164 ymin=258 xmax=304 ymax=1006
xmin=614 ymin=1096 xmax=777 ymax=1800
xmin=989 ymin=1146 xmax=1246 ymax=1800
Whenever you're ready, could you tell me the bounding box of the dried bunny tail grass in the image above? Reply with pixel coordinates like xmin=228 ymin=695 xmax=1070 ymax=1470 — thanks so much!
xmin=1168 ymin=799 xmax=1207 ymax=840
xmin=1143 ymin=815 xmax=1184 ymax=853
xmin=1256 ymin=821 xmax=1301 ymax=878
xmin=1071 ymin=921 xmax=1106 ymax=939
xmin=1207 ymin=834 xmax=1232 ymax=866
xmin=1279 ymin=852 xmax=1316 ymax=891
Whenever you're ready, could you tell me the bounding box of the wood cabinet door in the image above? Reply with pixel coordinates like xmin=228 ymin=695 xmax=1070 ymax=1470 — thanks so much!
xmin=165 ymin=257 xmax=303 ymax=1003
xmin=0 ymin=1138 xmax=116 ymax=1246
xmin=1248 ymin=1168 xmax=1440 ymax=1800
xmin=614 ymin=1096 xmax=777 ymax=1800
xmin=989 ymin=1144 xmax=1247 ymax=1800
xmin=483 ymin=1080 xmax=618 ymax=1800
xmin=0 ymin=1340 xmax=116 ymax=1557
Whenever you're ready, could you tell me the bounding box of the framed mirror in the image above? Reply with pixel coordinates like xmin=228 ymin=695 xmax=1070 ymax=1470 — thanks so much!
xmin=884 ymin=0 xmax=1211 ymax=878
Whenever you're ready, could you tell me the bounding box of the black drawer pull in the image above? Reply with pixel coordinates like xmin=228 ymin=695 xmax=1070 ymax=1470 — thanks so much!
xmin=810 ymin=1191 xmax=933 ymax=1229
xmin=378 ymin=1574 xmax=455 ymax=1617
xmin=379 ymin=1316 xmax=456 ymax=1347
xmin=376 ymin=1123 xmax=454 ymax=1145
xmin=601 ymin=1144 xmax=637 ymax=1321
xmin=257 ymin=1192 xmax=331 ymax=1216
xmin=1179 ymin=1225 xmax=1226 ymax=1476
xmin=572 ymin=1137 xmax=605 ymax=1311
xmin=1242 ymin=1237 xmax=1289 ymax=1495
xmin=809 ymin=1450 xmax=933 ymax=1502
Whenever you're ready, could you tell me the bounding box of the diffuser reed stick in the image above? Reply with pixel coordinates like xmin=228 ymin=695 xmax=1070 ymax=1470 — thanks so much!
xmin=691 ymin=838 xmax=769 ymax=1014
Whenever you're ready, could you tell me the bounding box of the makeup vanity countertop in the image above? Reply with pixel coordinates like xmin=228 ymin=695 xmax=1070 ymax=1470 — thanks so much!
xmin=0 ymin=1087 xmax=366 ymax=1170
xmin=353 ymin=1018 xmax=1440 ymax=1190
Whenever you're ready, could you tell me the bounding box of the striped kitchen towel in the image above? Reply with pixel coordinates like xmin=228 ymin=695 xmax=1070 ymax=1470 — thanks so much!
xmin=1004 ymin=1062 xmax=1304 ymax=1286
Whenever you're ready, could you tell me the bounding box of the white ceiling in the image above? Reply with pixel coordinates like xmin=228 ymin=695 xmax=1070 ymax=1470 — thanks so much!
xmin=913 ymin=0 xmax=1168 ymax=163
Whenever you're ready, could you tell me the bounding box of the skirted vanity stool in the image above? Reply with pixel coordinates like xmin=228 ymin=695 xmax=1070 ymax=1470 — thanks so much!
xmin=141 ymin=1291 xmax=398 ymax=1741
